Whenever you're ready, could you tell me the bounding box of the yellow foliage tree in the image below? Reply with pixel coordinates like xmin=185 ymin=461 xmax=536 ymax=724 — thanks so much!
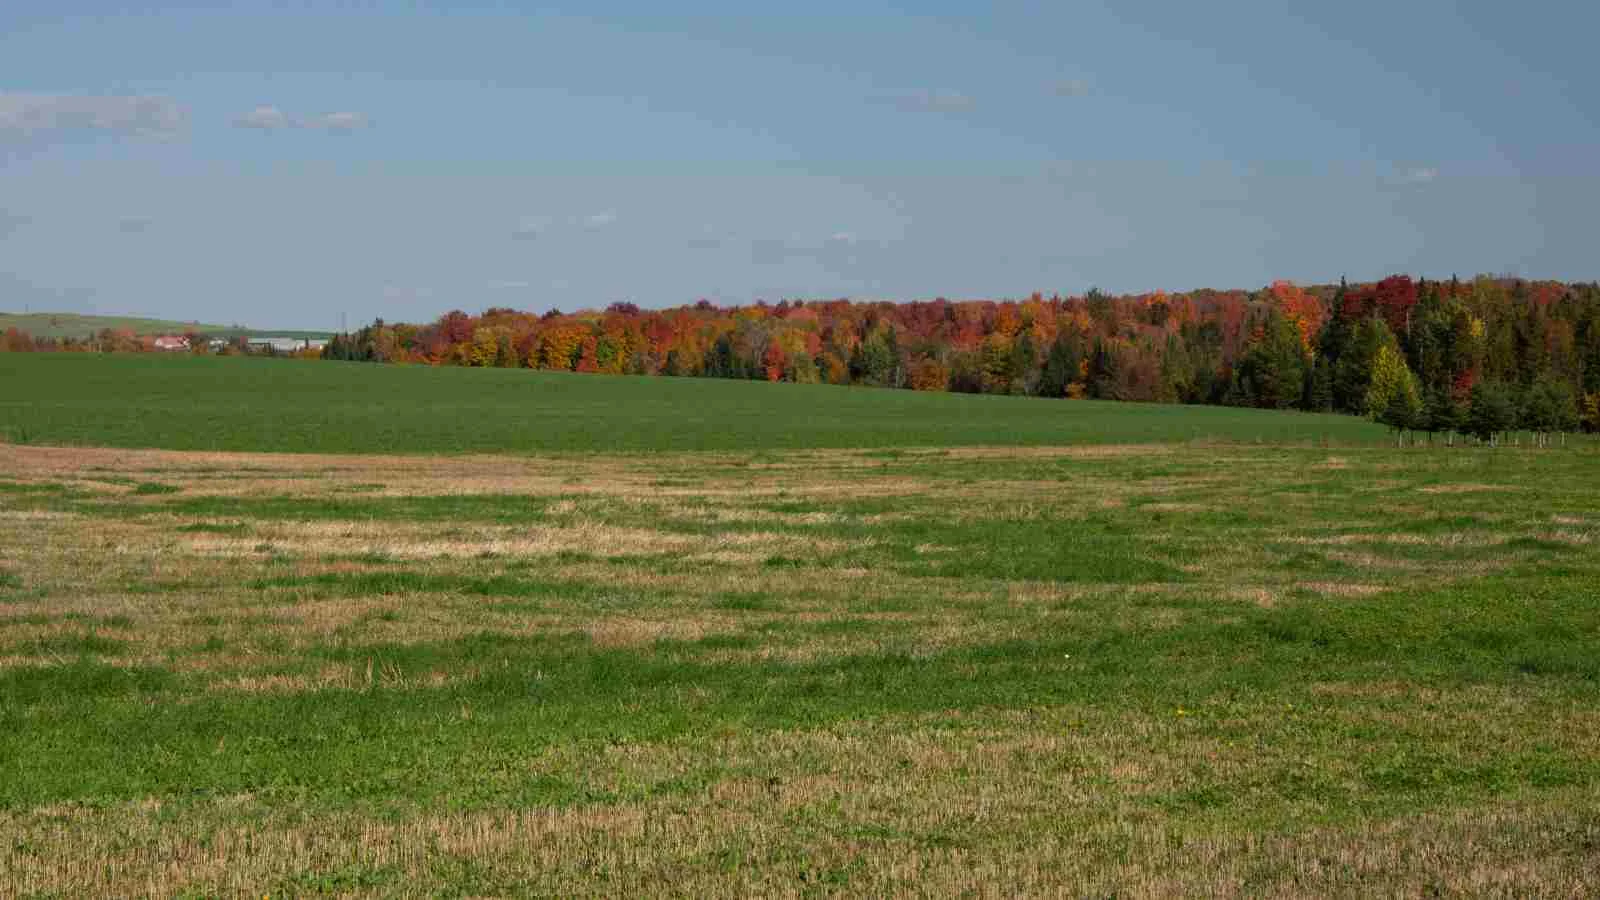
xmin=1364 ymin=345 xmax=1420 ymax=421
xmin=534 ymin=325 xmax=586 ymax=370
xmin=1583 ymin=392 xmax=1600 ymax=433
xmin=908 ymin=357 xmax=950 ymax=391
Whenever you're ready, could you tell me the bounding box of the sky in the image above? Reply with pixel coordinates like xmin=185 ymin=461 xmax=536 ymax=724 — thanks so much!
xmin=1 ymin=1 xmax=1596 ymax=328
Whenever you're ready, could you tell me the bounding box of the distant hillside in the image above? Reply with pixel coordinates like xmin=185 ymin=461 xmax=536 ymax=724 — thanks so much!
xmin=0 ymin=311 xmax=331 ymax=341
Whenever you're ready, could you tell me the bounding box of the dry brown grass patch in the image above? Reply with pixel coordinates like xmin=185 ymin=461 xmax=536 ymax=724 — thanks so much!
xmin=1295 ymin=581 xmax=1388 ymax=597
xmin=1418 ymin=482 xmax=1519 ymax=494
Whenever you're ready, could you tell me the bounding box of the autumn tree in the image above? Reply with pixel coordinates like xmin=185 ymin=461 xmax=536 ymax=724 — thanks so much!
xmin=908 ymin=356 xmax=951 ymax=391
xmin=296 ymin=273 xmax=1600 ymax=436
xmin=535 ymin=325 xmax=585 ymax=370
xmin=1581 ymin=392 xmax=1600 ymax=433
xmin=762 ymin=340 xmax=787 ymax=382
xmin=1 ymin=328 xmax=34 ymax=353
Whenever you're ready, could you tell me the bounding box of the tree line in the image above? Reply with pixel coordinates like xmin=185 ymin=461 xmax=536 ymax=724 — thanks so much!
xmin=9 ymin=275 xmax=1599 ymax=442
xmin=320 ymin=275 xmax=1600 ymax=442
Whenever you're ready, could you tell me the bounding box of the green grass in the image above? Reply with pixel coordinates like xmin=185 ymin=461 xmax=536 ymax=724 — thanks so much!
xmin=2 ymin=358 xmax=1599 ymax=895
xmin=0 ymin=352 xmax=1390 ymax=454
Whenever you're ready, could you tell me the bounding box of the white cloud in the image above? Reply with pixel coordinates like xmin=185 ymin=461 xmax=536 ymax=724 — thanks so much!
xmin=584 ymin=211 xmax=618 ymax=230
xmin=236 ymin=107 xmax=372 ymax=132
xmin=1054 ymin=79 xmax=1091 ymax=98
xmin=488 ymin=279 xmax=531 ymax=290
xmin=301 ymin=111 xmax=372 ymax=132
xmin=236 ymin=105 xmax=289 ymax=130
xmin=0 ymin=92 xmax=186 ymax=142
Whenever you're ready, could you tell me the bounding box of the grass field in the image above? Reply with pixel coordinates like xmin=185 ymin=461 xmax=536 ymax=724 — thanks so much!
xmin=2 ymin=356 xmax=1599 ymax=896
xmin=2 ymin=353 xmax=1390 ymax=454
xmin=0 ymin=311 xmax=330 ymax=341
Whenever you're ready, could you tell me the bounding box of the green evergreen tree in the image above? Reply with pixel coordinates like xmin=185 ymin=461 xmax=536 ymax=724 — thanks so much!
xmin=853 ymin=326 xmax=899 ymax=387
xmin=1038 ymin=332 xmax=1084 ymax=398
xmin=1520 ymin=377 xmax=1580 ymax=447
xmin=1305 ymin=356 xmax=1334 ymax=412
xmin=1420 ymin=385 xmax=1456 ymax=444
xmin=1087 ymin=338 xmax=1118 ymax=400
xmin=1380 ymin=378 xmax=1421 ymax=443
xmin=493 ymin=332 xmax=517 ymax=368
xmin=1334 ymin=317 xmax=1398 ymax=413
xmin=1233 ymin=310 xmax=1308 ymax=409
xmin=1465 ymin=380 xmax=1517 ymax=445
xmin=1008 ymin=332 xmax=1039 ymax=395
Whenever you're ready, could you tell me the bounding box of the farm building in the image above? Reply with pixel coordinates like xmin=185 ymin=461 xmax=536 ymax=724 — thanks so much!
xmin=246 ymin=337 xmax=326 ymax=354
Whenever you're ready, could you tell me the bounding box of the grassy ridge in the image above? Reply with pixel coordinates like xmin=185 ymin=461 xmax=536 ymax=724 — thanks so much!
xmin=0 ymin=352 xmax=1388 ymax=454
xmin=0 ymin=311 xmax=228 ymax=339
xmin=0 ymin=311 xmax=329 ymax=340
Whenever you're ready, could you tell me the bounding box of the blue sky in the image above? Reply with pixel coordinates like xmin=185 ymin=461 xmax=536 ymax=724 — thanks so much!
xmin=2 ymin=1 xmax=1596 ymax=327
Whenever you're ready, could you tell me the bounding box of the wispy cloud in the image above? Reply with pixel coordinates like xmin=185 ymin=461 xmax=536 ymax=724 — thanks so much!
xmin=488 ymin=279 xmax=531 ymax=290
xmin=583 ymin=210 xmax=618 ymax=230
xmin=235 ymin=105 xmax=289 ymax=130
xmin=1054 ymin=79 xmax=1091 ymax=98
xmin=302 ymin=111 xmax=372 ymax=132
xmin=1386 ymin=166 xmax=1440 ymax=188
xmin=235 ymin=107 xmax=372 ymax=132
xmin=0 ymin=92 xmax=186 ymax=142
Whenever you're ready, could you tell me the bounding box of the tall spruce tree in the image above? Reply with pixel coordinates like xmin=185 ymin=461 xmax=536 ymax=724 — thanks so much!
xmin=1233 ymin=310 xmax=1308 ymax=409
